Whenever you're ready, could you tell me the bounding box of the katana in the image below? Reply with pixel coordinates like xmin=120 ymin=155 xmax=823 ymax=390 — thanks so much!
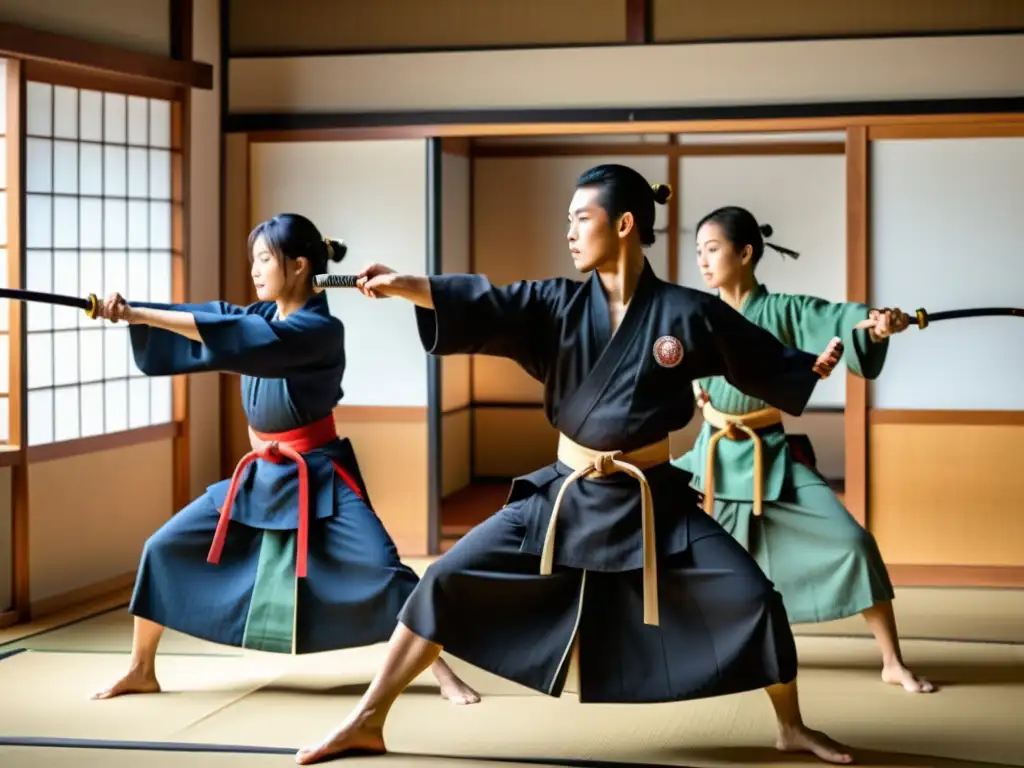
xmin=910 ymin=306 xmax=1024 ymax=329
xmin=856 ymin=305 xmax=1024 ymax=333
xmin=0 ymin=277 xmax=363 ymax=314
xmin=0 ymin=288 xmax=100 ymax=318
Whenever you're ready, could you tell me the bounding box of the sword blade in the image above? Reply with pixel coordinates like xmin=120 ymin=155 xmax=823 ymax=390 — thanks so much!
xmin=0 ymin=288 xmax=96 ymax=314
xmin=914 ymin=306 xmax=1024 ymax=329
xmin=923 ymin=307 xmax=1024 ymax=323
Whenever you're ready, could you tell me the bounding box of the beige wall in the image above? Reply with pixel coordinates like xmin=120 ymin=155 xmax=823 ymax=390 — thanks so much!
xmin=248 ymin=140 xmax=429 ymax=407
xmin=228 ymin=35 xmax=1024 ymax=115
xmin=2 ymin=0 xmax=224 ymax=612
xmin=28 ymin=442 xmax=173 ymax=605
xmin=246 ymin=139 xmax=433 ymax=555
xmin=865 ymin=136 xmax=1024 ymax=570
xmin=333 ymin=417 xmax=429 ymax=557
xmin=870 ymin=138 xmax=1024 ymax=411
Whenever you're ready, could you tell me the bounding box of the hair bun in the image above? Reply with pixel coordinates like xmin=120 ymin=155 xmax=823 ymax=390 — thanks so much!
xmin=324 ymin=238 xmax=347 ymax=263
xmin=651 ymin=183 xmax=673 ymax=205
xmin=759 ymin=223 xmax=773 ymax=238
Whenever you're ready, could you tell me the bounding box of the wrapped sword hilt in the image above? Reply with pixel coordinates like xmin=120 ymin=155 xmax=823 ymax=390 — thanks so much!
xmin=313 ymin=274 xmax=359 ymax=289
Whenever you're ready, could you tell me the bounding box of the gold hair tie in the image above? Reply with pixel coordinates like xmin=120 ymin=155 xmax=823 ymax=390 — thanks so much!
xmin=323 ymin=237 xmax=334 ymax=260
xmin=652 ymin=183 xmax=673 ymax=201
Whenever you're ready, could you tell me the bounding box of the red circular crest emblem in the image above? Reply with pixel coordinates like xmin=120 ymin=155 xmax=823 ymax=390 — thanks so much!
xmin=653 ymin=335 xmax=683 ymax=368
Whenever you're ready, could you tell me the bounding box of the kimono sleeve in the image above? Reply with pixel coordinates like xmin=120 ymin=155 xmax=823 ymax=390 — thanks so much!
xmin=136 ymin=300 xmax=248 ymax=316
xmin=129 ymin=301 xmax=343 ymax=378
xmin=415 ymin=274 xmax=570 ymax=381
xmin=780 ymin=294 xmax=887 ymax=380
xmin=701 ymin=297 xmax=822 ymax=416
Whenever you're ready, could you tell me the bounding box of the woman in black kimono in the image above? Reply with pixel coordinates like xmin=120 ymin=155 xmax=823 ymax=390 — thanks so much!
xmin=89 ymin=213 xmax=479 ymax=707
xmin=296 ymin=167 xmax=854 ymax=765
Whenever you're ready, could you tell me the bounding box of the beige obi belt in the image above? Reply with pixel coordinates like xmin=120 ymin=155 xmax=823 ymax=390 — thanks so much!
xmin=540 ymin=434 xmax=670 ymax=628
xmin=693 ymin=382 xmax=783 ymax=518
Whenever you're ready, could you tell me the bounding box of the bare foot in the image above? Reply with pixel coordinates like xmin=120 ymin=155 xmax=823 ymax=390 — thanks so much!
xmin=882 ymin=662 xmax=936 ymax=693
xmin=92 ymin=668 xmax=161 ymax=700
xmin=438 ymin=674 xmax=481 ymax=706
xmin=777 ymin=725 xmax=854 ymax=764
xmin=295 ymin=716 xmax=386 ymax=765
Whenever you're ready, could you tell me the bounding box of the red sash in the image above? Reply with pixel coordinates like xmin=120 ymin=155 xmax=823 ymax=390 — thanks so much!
xmin=206 ymin=414 xmax=364 ymax=578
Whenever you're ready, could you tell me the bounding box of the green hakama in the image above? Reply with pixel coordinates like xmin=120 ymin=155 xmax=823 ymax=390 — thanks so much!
xmin=674 ymin=283 xmax=895 ymax=624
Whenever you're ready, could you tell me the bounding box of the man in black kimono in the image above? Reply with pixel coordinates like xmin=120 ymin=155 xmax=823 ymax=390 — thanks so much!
xmin=297 ymin=165 xmax=853 ymax=765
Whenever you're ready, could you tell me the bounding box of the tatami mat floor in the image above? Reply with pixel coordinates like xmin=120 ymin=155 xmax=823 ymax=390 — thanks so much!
xmin=2 ymin=582 xmax=1022 ymax=768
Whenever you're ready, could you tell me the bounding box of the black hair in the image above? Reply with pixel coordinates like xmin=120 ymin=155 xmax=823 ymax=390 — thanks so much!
xmin=247 ymin=213 xmax=347 ymax=279
xmin=695 ymin=206 xmax=799 ymax=267
xmin=575 ymin=163 xmax=672 ymax=247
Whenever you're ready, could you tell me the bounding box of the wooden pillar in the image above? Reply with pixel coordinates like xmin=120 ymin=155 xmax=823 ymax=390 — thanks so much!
xmin=844 ymin=126 xmax=869 ymax=528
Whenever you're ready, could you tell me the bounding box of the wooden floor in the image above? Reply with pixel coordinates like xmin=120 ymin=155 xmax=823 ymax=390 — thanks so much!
xmin=440 ymin=481 xmax=511 ymax=550
xmin=2 ymin=589 xmax=1024 ymax=768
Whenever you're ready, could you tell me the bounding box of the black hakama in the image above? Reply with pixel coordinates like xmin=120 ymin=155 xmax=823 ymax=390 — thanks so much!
xmin=398 ymin=260 xmax=821 ymax=703
xmin=126 ymin=293 xmax=421 ymax=654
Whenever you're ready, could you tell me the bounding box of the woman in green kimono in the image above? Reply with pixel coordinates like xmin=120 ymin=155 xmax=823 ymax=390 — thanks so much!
xmin=673 ymin=205 xmax=934 ymax=694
